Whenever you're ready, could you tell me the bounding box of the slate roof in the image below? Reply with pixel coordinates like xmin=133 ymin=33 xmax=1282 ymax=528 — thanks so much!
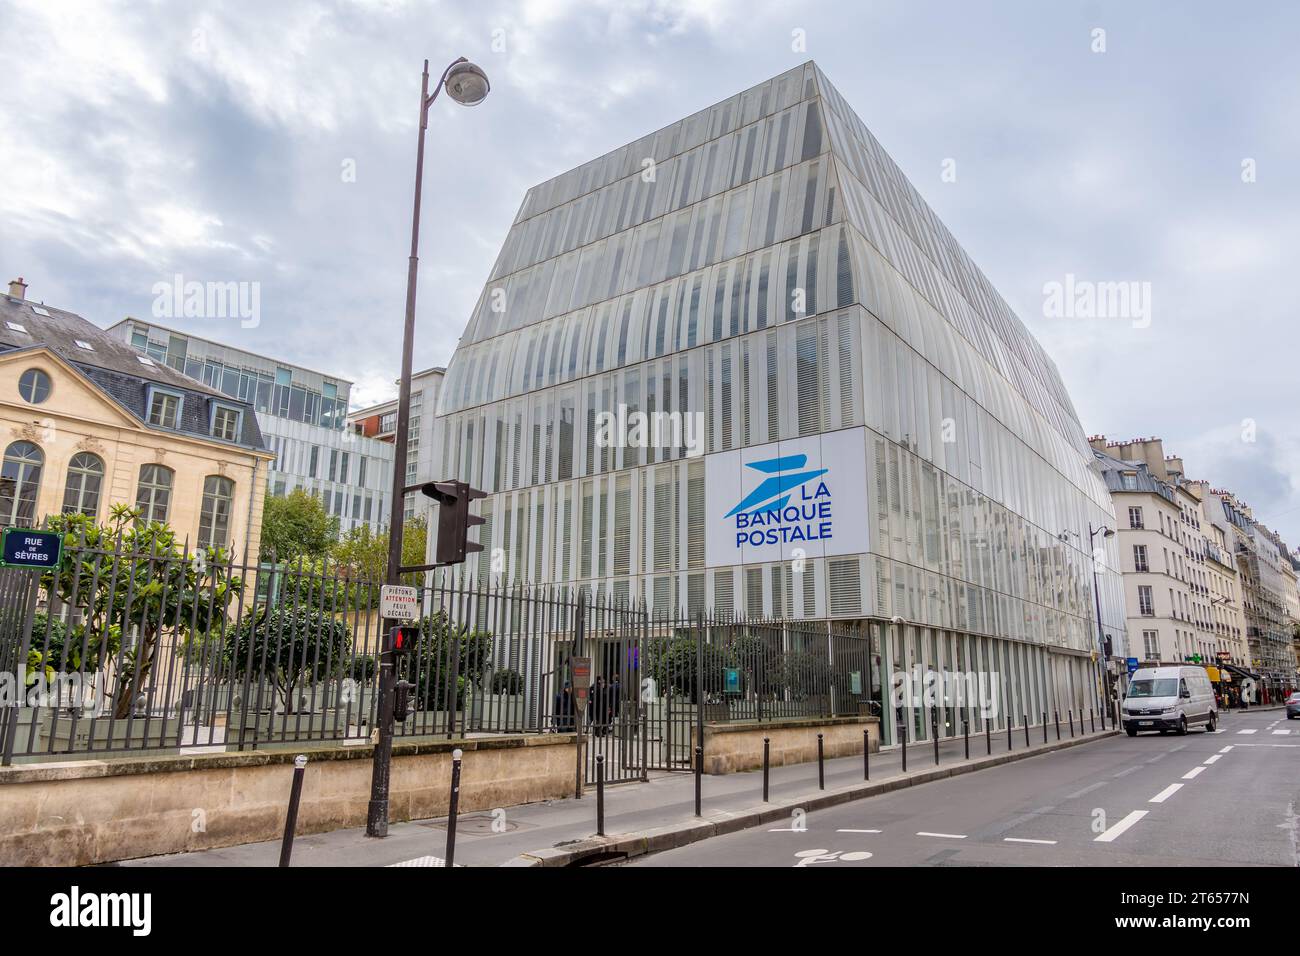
xmin=0 ymin=292 xmax=266 ymax=451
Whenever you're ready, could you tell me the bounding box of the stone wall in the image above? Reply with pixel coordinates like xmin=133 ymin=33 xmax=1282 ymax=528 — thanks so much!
xmin=699 ymin=716 xmax=879 ymax=774
xmin=0 ymin=734 xmax=577 ymax=867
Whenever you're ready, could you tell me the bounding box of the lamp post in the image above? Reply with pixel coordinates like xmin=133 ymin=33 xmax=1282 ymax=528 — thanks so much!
xmin=366 ymin=56 xmax=490 ymax=840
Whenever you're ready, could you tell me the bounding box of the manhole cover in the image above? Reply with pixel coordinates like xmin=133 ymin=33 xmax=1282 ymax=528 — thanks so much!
xmin=419 ymin=813 xmax=531 ymax=835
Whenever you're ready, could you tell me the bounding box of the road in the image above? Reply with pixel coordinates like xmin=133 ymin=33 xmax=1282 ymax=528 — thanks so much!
xmin=631 ymin=706 xmax=1300 ymax=867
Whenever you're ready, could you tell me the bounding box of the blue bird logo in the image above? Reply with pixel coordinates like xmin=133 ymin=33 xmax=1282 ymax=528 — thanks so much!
xmin=724 ymin=454 xmax=828 ymax=518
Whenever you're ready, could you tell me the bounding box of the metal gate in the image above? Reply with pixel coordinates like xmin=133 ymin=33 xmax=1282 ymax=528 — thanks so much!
xmin=0 ymin=566 xmax=41 ymax=763
xmin=576 ymin=606 xmax=874 ymax=788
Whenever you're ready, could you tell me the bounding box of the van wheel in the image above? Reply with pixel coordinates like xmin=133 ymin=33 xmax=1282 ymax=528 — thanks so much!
xmin=1125 ymin=727 xmax=1137 ymax=737
xmin=1175 ymin=716 xmax=1188 ymax=736
xmin=1206 ymin=713 xmax=1217 ymax=733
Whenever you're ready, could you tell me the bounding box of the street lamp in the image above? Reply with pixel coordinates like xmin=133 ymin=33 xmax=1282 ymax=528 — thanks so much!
xmin=367 ymin=56 xmax=491 ymax=840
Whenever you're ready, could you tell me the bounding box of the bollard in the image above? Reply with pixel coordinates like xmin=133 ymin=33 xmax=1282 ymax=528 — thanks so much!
xmin=1043 ymin=711 xmax=1048 ymax=743
xmin=985 ymin=717 xmax=991 ymax=756
xmin=863 ymin=729 xmax=870 ymax=781
xmin=1069 ymin=709 xmax=1075 ymax=738
xmin=1054 ymin=710 xmax=1061 ymax=740
xmin=963 ymin=716 xmax=969 ymax=760
xmin=1006 ymin=714 xmax=1012 ymax=751
xmin=1090 ymin=707 xmax=1095 ymax=734
xmin=932 ymin=710 xmax=939 ymax=766
xmin=900 ymin=720 xmax=908 ymax=772
xmin=595 ymin=754 xmax=605 ymax=837
xmin=694 ymin=746 xmax=703 ymax=817
xmin=278 ymin=754 xmax=307 ymax=868
xmin=446 ymin=748 xmax=463 ymax=868
xmin=817 ymin=733 xmax=826 ymax=790
xmin=1024 ymin=714 xmax=1029 ymax=748
xmin=763 ymin=737 xmax=771 ymax=801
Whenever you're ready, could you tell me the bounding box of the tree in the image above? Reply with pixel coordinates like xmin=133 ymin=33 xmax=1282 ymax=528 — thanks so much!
xmin=398 ymin=608 xmax=493 ymax=711
xmin=260 ymin=488 xmax=338 ymax=562
xmin=42 ymin=505 xmax=242 ymax=719
xmin=226 ymin=604 xmax=362 ymax=711
xmin=331 ymin=515 xmax=428 ymax=587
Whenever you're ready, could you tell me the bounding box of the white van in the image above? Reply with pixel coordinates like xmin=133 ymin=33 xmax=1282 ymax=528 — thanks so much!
xmin=1122 ymin=665 xmax=1218 ymax=736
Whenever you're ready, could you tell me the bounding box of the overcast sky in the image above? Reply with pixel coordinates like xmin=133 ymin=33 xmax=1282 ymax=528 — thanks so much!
xmin=2 ymin=0 xmax=1296 ymax=544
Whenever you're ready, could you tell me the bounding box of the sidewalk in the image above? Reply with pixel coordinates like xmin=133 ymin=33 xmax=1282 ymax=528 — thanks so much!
xmin=121 ymin=711 xmax=1123 ymax=868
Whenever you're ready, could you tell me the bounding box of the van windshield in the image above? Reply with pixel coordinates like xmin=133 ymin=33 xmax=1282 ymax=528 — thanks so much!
xmin=1128 ymin=678 xmax=1178 ymax=698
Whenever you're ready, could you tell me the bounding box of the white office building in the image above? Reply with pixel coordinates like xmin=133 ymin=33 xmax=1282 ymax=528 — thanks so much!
xmin=106 ymin=319 xmax=394 ymax=538
xmin=433 ymin=63 xmax=1126 ymax=743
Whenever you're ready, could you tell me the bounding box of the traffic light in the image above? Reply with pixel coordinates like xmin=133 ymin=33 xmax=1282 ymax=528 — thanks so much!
xmin=421 ymin=479 xmax=487 ymax=565
xmin=385 ymin=625 xmax=419 ymax=656
xmin=392 ymin=680 xmax=415 ymax=722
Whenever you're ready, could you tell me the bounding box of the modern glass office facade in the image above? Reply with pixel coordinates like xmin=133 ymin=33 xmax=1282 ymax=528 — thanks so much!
xmin=434 ymin=63 xmax=1125 ymax=743
xmin=108 ymin=320 xmax=394 ymax=536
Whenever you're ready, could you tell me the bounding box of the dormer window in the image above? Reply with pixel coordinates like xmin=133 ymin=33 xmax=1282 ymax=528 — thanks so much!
xmin=146 ymin=386 xmax=184 ymax=429
xmin=211 ymin=403 xmax=243 ymax=442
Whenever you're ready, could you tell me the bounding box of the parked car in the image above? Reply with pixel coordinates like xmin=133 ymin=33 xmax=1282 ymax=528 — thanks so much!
xmin=1122 ymin=665 xmax=1217 ymax=736
xmin=1285 ymin=692 xmax=1300 ymax=719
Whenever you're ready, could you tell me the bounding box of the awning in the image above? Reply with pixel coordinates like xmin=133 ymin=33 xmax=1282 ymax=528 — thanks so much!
xmin=1220 ymin=663 xmax=1261 ymax=682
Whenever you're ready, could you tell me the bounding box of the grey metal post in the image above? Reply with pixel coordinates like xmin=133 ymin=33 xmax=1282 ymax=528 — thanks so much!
xmin=445 ymin=747 xmax=463 ymax=866
xmin=278 ymin=755 xmax=307 ymax=867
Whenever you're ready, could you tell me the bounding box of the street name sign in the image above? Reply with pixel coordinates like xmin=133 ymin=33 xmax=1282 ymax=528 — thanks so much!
xmin=1 ymin=528 xmax=62 ymax=569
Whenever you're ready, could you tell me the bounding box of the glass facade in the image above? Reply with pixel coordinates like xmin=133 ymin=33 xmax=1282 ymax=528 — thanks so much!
xmin=434 ymin=63 xmax=1124 ymax=741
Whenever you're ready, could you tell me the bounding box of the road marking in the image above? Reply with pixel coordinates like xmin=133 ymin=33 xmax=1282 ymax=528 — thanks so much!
xmin=836 ymin=828 xmax=881 ymax=833
xmin=1233 ymin=743 xmax=1300 ymax=748
xmin=388 ymin=855 xmax=448 ymax=867
xmin=1219 ymin=746 xmax=1234 ymax=753
xmin=768 ymin=828 xmax=806 ymax=832
xmin=1149 ymin=783 xmax=1184 ymax=803
xmin=1094 ymin=810 xmax=1148 ymax=843
xmin=1238 ymin=729 xmax=1258 ymax=735
xmin=1182 ymin=766 xmax=1206 ymax=780
xmin=1004 ymin=837 xmax=1057 ymax=845
xmin=1204 ymin=754 xmax=1222 ymax=764
xmin=1113 ymin=766 xmax=1142 ymax=778
xmin=1067 ymin=781 xmax=1107 ymax=798
xmin=916 ymin=831 xmax=967 ymax=840
xmin=1273 ymin=729 xmax=1291 ymax=735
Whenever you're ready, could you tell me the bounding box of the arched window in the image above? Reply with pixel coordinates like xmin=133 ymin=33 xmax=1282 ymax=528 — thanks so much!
xmin=1 ymin=441 xmax=44 ymax=525
xmin=135 ymin=464 xmax=173 ymax=523
xmin=198 ymin=476 xmax=234 ymax=549
xmin=62 ymin=452 xmax=104 ymax=517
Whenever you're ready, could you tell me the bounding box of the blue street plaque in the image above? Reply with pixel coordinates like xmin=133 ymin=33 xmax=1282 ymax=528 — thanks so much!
xmin=1 ymin=528 xmax=62 ymax=569
xmin=1126 ymin=657 xmax=1140 ymax=675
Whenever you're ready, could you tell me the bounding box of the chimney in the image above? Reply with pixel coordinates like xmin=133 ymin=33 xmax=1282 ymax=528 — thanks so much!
xmin=8 ymin=277 xmax=27 ymax=300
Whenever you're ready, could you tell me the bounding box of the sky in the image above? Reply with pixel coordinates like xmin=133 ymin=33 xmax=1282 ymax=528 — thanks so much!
xmin=1 ymin=0 xmax=1296 ymax=544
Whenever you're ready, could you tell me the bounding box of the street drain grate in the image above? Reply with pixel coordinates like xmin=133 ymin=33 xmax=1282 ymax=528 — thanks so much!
xmin=419 ymin=813 xmax=532 ymax=834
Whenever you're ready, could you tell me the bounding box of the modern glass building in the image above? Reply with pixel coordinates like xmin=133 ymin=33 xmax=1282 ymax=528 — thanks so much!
xmin=434 ymin=63 xmax=1125 ymax=743
xmin=106 ymin=319 xmax=394 ymax=538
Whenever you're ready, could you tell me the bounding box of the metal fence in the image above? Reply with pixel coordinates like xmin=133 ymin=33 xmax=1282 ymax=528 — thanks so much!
xmin=0 ymin=533 xmax=875 ymax=771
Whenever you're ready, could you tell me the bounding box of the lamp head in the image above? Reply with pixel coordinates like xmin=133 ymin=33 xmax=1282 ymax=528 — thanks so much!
xmin=444 ymin=61 xmax=490 ymax=106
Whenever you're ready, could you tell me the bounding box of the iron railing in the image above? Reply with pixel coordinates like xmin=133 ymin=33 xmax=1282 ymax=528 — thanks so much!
xmin=0 ymin=534 xmax=876 ymax=766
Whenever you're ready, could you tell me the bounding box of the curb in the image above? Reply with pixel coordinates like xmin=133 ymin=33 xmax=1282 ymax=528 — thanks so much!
xmin=503 ymin=726 xmax=1120 ymax=867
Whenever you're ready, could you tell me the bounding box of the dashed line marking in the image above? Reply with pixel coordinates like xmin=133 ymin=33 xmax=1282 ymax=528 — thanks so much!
xmin=916 ymin=831 xmax=967 ymax=840
xmin=1272 ymin=729 xmax=1292 ymax=736
xmin=1067 ymin=781 xmax=1107 ymax=798
xmin=1219 ymin=746 xmax=1234 ymax=753
xmin=836 ymin=828 xmax=881 ymax=833
xmin=388 ymin=855 xmax=448 ymax=867
xmin=1182 ymin=766 xmax=1206 ymax=780
xmin=1149 ymin=783 xmax=1184 ymax=803
xmin=1204 ymin=754 xmax=1222 ymax=765
xmin=1113 ymin=766 xmax=1142 ymax=778
xmin=1004 ymin=837 xmax=1057 ymax=845
xmin=1238 ymin=729 xmax=1258 ymax=735
xmin=1094 ymin=810 xmax=1148 ymax=843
